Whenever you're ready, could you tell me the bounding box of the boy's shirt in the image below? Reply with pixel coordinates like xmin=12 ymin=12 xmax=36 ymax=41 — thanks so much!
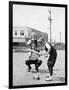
xmin=45 ymin=43 xmax=51 ymax=53
xmin=28 ymin=50 xmax=40 ymax=60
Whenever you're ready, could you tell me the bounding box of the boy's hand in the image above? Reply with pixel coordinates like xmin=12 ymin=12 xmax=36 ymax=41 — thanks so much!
xmin=40 ymin=52 xmax=49 ymax=58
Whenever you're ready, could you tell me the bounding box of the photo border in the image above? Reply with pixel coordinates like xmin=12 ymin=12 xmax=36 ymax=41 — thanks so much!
xmin=9 ymin=1 xmax=67 ymax=89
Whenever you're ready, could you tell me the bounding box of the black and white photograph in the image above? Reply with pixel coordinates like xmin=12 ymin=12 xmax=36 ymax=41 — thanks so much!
xmin=9 ymin=1 xmax=67 ymax=89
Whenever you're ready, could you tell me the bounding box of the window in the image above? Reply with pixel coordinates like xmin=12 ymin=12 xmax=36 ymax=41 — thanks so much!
xmin=20 ymin=30 xmax=24 ymax=35
xmin=15 ymin=30 xmax=17 ymax=35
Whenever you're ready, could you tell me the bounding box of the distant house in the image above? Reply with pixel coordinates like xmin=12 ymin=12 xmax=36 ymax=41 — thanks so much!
xmin=54 ymin=42 xmax=65 ymax=50
xmin=13 ymin=26 xmax=48 ymax=46
xmin=13 ymin=26 xmax=31 ymax=43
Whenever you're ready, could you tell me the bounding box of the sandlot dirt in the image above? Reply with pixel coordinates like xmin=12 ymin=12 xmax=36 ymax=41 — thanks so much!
xmin=13 ymin=50 xmax=65 ymax=86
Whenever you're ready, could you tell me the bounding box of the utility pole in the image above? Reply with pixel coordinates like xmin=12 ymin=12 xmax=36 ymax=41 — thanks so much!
xmin=60 ymin=32 xmax=61 ymax=43
xmin=48 ymin=9 xmax=53 ymax=43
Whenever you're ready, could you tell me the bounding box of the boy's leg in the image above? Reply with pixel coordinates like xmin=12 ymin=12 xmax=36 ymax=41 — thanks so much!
xmin=47 ymin=60 xmax=53 ymax=76
xmin=35 ymin=59 xmax=42 ymax=72
xmin=45 ymin=60 xmax=54 ymax=81
xmin=25 ymin=59 xmax=38 ymax=72
xmin=25 ymin=60 xmax=32 ymax=72
xmin=47 ymin=52 xmax=57 ymax=76
xmin=46 ymin=54 xmax=57 ymax=80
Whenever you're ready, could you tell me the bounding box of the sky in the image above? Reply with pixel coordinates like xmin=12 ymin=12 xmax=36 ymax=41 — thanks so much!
xmin=13 ymin=4 xmax=65 ymax=43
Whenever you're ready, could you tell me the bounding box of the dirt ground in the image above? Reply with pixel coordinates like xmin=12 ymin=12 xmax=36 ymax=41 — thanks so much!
xmin=13 ymin=50 xmax=65 ymax=86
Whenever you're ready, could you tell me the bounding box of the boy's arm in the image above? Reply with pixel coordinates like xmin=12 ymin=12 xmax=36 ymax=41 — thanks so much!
xmin=28 ymin=49 xmax=41 ymax=56
xmin=20 ymin=49 xmax=41 ymax=55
